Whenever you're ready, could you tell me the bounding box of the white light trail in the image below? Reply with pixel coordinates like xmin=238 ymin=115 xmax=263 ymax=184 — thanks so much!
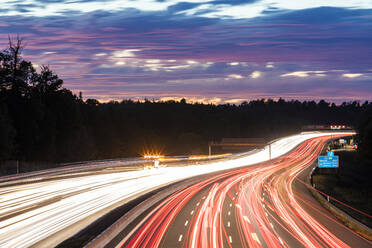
xmin=0 ymin=132 xmax=353 ymax=247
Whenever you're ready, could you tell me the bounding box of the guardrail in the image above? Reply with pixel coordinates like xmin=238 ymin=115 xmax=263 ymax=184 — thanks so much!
xmin=307 ymin=161 xmax=372 ymax=241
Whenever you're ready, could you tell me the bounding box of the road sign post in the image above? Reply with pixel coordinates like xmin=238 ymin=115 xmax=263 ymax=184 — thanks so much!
xmin=269 ymin=144 xmax=271 ymax=160
xmin=318 ymin=155 xmax=339 ymax=168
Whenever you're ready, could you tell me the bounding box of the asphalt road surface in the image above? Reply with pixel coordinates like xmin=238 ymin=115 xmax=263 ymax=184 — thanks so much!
xmin=0 ymin=132 xmax=361 ymax=247
xmin=115 ymin=135 xmax=371 ymax=248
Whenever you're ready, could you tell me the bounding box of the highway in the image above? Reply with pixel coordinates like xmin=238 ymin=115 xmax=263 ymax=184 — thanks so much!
xmin=0 ymin=132 xmax=365 ymax=247
xmin=112 ymin=134 xmax=371 ymax=248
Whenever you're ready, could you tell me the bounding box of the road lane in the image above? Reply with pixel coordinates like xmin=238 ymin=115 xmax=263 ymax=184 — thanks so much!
xmin=117 ymin=134 xmax=371 ymax=248
xmin=0 ymin=132 xmax=354 ymax=247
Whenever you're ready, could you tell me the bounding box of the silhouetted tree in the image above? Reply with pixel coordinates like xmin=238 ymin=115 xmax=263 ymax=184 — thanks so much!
xmin=0 ymin=37 xmax=34 ymax=96
xmin=0 ymin=104 xmax=15 ymax=159
xmin=357 ymin=104 xmax=372 ymax=159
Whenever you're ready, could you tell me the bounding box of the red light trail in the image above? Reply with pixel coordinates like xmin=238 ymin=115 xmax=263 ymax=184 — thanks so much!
xmin=121 ymin=135 xmax=371 ymax=248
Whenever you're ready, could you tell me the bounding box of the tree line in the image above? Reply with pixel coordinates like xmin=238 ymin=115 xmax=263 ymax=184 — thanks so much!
xmin=0 ymin=38 xmax=371 ymax=164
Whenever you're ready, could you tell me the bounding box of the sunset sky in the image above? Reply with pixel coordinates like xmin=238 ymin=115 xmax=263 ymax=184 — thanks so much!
xmin=1 ymin=0 xmax=371 ymax=103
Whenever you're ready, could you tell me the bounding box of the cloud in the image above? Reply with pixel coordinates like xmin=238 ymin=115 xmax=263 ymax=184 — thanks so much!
xmin=43 ymin=51 xmax=56 ymax=55
xmin=167 ymin=2 xmax=201 ymax=13
xmin=159 ymin=96 xmax=222 ymax=104
xmin=280 ymin=71 xmax=327 ymax=78
xmin=266 ymin=62 xmax=274 ymax=68
xmin=210 ymin=0 xmax=258 ymax=6
xmin=224 ymin=98 xmax=246 ymax=104
xmin=112 ymin=49 xmax=141 ymax=58
xmin=250 ymin=70 xmax=261 ymax=79
xmin=228 ymin=74 xmax=244 ymax=79
xmin=229 ymin=62 xmax=239 ymax=66
xmin=1 ymin=0 xmax=371 ymax=20
xmin=1 ymin=0 xmax=173 ymax=17
xmin=115 ymin=61 xmax=126 ymax=66
xmin=95 ymin=53 xmax=107 ymax=56
xmin=0 ymin=2 xmax=371 ymax=103
xmin=342 ymin=73 xmax=363 ymax=78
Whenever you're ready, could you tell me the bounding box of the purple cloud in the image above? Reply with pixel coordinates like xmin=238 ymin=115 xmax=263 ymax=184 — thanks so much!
xmin=0 ymin=3 xmax=371 ymax=103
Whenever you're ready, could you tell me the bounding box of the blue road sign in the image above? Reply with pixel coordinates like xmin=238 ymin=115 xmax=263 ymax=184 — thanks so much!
xmin=327 ymin=151 xmax=334 ymax=157
xmin=318 ymin=156 xmax=339 ymax=168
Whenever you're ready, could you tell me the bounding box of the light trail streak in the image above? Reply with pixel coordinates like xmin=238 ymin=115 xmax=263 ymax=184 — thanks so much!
xmin=121 ymin=133 xmax=367 ymax=248
xmin=0 ymin=132 xmax=353 ymax=247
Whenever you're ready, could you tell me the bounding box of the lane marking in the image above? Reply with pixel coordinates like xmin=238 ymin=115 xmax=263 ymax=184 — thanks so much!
xmin=178 ymin=234 xmax=183 ymax=242
xmin=243 ymin=215 xmax=251 ymax=224
xmin=265 ymin=204 xmax=274 ymax=212
xmin=228 ymin=211 xmax=231 ymax=216
xmin=190 ymin=210 xmax=194 ymax=215
xmin=235 ymin=204 xmax=242 ymax=210
xmin=251 ymin=232 xmax=261 ymax=244
xmin=229 ymin=203 xmax=232 ymax=207
xmin=278 ymin=237 xmax=284 ymax=245
xmin=227 ymin=221 xmax=230 ymax=227
xmin=229 ymin=235 xmax=232 ymax=243
xmin=185 ymin=220 xmax=188 ymax=226
xmin=196 ymin=202 xmax=200 ymax=206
